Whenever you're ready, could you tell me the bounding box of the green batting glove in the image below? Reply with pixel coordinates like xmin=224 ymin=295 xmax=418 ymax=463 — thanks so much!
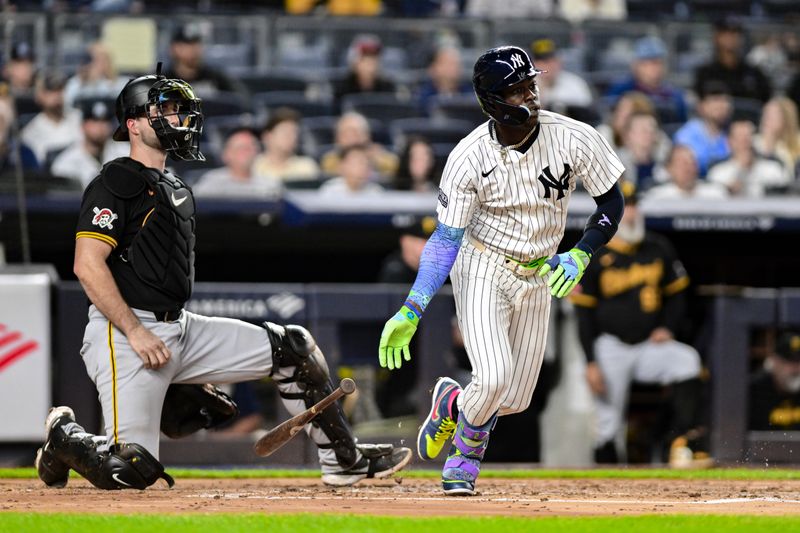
xmin=537 ymin=248 xmax=591 ymax=298
xmin=378 ymin=305 xmax=420 ymax=370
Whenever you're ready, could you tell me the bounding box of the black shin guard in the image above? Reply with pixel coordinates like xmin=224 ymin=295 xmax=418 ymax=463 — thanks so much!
xmin=49 ymin=423 xmax=173 ymax=490
xmin=265 ymin=322 xmax=358 ymax=468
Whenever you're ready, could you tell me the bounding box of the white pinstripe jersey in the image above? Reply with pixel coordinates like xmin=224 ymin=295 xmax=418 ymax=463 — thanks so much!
xmin=436 ymin=110 xmax=625 ymax=262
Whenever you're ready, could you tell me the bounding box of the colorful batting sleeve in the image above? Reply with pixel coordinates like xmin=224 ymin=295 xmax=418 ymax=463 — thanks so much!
xmin=403 ymin=222 xmax=465 ymax=317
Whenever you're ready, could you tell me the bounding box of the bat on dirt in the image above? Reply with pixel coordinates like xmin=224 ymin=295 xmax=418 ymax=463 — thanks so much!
xmin=253 ymin=377 xmax=357 ymax=457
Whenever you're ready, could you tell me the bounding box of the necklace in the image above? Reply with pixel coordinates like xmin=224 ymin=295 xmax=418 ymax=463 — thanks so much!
xmin=492 ymin=122 xmax=537 ymax=162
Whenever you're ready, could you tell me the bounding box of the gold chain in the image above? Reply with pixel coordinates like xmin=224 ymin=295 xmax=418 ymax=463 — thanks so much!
xmin=492 ymin=121 xmax=537 ymax=150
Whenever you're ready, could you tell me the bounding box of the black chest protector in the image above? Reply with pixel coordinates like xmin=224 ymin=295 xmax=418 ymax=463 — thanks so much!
xmin=101 ymin=157 xmax=196 ymax=305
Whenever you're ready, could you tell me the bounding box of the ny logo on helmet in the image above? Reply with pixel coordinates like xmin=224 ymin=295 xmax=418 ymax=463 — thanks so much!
xmin=510 ymin=54 xmax=525 ymax=69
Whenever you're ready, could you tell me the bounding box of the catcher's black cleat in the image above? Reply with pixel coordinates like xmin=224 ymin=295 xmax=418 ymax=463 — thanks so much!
xmin=35 ymin=406 xmax=75 ymax=488
xmin=321 ymin=443 xmax=412 ymax=487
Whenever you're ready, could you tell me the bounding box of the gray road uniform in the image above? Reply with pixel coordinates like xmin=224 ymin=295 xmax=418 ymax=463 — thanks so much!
xmin=36 ymin=155 xmax=407 ymax=490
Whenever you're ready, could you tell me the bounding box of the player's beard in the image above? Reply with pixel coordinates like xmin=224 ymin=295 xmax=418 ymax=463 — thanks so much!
xmin=616 ymin=211 xmax=645 ymax=245
xmin=140 ymin=125 xmax=164 ymax=151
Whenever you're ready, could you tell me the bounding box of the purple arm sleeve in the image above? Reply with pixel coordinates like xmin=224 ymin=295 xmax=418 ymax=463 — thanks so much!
xmin=404 ymin=222 xmax=465 ymax=317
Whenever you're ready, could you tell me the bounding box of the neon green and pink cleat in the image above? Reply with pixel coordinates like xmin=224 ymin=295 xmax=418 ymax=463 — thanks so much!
xmin=416 ymin=377 xmax=462 ymax=461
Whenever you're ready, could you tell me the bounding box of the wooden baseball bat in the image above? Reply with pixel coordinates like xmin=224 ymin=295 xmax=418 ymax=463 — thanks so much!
xmin=253 ymin=377 xmax=357 ymax=457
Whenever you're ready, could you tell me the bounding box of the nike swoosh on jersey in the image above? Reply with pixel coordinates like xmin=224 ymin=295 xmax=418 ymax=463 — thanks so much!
xmin=112 ymin=472 xmax=132 ymax=487
xmin=171 ymin=192 xmax=187 ymax=207
xmin=481 ymin=166 xmax=497 ymax=177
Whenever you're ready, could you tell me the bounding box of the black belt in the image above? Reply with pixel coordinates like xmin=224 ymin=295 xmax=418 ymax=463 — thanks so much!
xmin=153 ymin=309 xmax=182 ymax=322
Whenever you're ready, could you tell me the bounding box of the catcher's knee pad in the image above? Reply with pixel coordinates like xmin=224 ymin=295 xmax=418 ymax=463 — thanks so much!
xmin=264 ymin=322 xmax=357 ymax=467
xmin=50 ymin=427 xmax=173 ymax=490
xmin=161 ymin=383 xmax=240 ymax=439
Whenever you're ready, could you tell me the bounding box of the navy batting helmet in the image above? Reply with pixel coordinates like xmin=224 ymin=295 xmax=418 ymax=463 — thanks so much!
xmin=473 ymin=46 xmax=541 ymax=126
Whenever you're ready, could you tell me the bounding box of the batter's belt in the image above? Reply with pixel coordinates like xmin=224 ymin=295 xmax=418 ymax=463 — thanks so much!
xmin=467 ymin=234 xmax=547 ymax=278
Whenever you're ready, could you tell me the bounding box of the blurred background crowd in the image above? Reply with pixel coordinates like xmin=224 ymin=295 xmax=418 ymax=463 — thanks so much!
xmin=2 ymin=0 xmax=800 ymax=201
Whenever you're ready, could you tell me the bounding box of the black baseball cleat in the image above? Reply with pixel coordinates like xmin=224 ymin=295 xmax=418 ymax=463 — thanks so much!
xmin=321 ymin=443 xmax=412 ymax=487
xmin=34 ymin=406 xmax=75 ymax=488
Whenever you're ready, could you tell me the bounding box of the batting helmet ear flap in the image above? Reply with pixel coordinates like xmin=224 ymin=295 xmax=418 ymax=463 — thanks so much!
xmin=476 ymin=95 xmax=532 ymax=127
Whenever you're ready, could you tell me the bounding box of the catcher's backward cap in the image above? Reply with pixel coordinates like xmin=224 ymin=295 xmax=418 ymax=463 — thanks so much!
xmin=112 ymin=74 xmax=161 ymax=142
xmin=473 ymin=45 xmax=541 ymax=126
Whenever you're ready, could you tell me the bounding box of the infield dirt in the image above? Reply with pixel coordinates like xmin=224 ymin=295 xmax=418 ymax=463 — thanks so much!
xmin=2 ymin=478 xmax=800 ymax=516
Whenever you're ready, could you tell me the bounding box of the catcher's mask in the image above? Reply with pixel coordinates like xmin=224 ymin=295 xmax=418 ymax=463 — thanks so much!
xmin=113 ymin=67 xmax=205 ymax=161
xmin=145 ymin=78 xmax=205 ymax=161
xmin=472 ymin=45 xmax=542 ymax=127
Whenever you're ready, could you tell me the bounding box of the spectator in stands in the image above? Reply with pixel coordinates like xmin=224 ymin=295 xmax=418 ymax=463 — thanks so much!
xmin=21 ymin=71 xmax=81 ymax=164
xmin=334 ymin=35 xmax=396 ymax=108
xmin=573 ymin=182 xmax=707 ymax=467
xmin=319 ymin=144 xmax=384 ymax=195
xmin=673 ymin=81 xmax=732 ymax=177
xmin=63 ymin=42 xmax=127 ymax=109
xmin=321 ymin=111 xmax=398 ymax=178
xmin=193 ymin=127 xmax=282 ymax=198
xmin=0 ymin=87 xmax=38 ymax=173
xmin=378 ymin=215 xmax=436 ymax=283
xmin=1 ymin=42 xmax=36 ymax=96
xmin=50 ymin=99 xmax=127 ymax=187
xmin=163 ymin=23 xmax=243 ymax=98
xmin=647 ymin=145 xmax=728 ymax=200
xmin=253 ymin=107 xmax=320 ymax=183
xmin=598 ymin=92 xmax=670 ymax=158
xmin=465 ymin=0 xmax=554 ymax=18
xmin=616 ymin=111 xmax=670 ymax=192
xmin=754 ymin=96 xmax=800 ymax=179
xmin=559 ymin=0 xmax=626 ymax=23
xmin=693 ymin=19 xmax=771 ymax=103
xmin=707 ymin=120 xmax=789 ymax=198
xmin=415 ymin=46 xmax=472 ymax=114
xmin=530 ymin=39 xmax=593 ymax=113
xmin=286 ymin=0 xmax=382 ymax=15
xmin=393 ymin=136 xmax=438 ymax=192
xmin=747 ymin=35 xmax=788 ymax=76
xmin=606 ymin=36 xmax=689 ymax=124
xmin=749 ymin=331 xmax=800 ymax=431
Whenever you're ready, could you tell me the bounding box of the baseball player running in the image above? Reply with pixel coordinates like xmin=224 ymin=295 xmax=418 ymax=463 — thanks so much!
xmin=35 ymin=68 xmax=410 ymax=490
xmin=378 ymin=46 xmax=625 ymax=495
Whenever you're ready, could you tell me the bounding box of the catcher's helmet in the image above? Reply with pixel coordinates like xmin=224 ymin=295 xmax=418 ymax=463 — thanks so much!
xmin=473 ymin=46 xmax=541 ymax=126
xmin=113 ymin=67 xmax=205 ymax=161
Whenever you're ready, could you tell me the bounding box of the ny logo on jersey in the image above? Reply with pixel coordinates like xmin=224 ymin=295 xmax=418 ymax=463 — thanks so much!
xmin=537 ymin=164 xmax=571 ymax=200
xmin=510 ymin=53 xmax=525 ymax=69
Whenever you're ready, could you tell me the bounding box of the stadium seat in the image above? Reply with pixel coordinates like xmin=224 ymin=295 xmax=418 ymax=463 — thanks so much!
xmin=0 ymin=171 xmax=82 ymax=194
xmin=253 ymin=91 xmax=334 ymax=119
xmin=239 ymin=71 xmax=309 ymax=94
xmin=200 ymin=91 xmax=248 ymax=117
xmin=341 ymin=93 xmax=424 ymax=124
xmin=732 ymin=97 xmax=763 ymax=124
xmin=430 ymin=94 xmax=486 ymax=126
xmin=389 ymin=118 xmax=474 ymax=151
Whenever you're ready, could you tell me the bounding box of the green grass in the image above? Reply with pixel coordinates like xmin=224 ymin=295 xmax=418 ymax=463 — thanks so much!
xmin=1 ymin=513 xmax=799 ymax=533
xmin=3 ymin=466 xmax=800 ymax=481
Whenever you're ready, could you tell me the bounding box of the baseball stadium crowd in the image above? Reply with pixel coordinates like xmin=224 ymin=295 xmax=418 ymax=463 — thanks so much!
xmin=2 ymin=2 xmax=800 ymax=201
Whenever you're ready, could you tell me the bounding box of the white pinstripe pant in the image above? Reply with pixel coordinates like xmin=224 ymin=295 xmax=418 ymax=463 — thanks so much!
xmin=451 ymin=242 xmax=553 ymax=427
